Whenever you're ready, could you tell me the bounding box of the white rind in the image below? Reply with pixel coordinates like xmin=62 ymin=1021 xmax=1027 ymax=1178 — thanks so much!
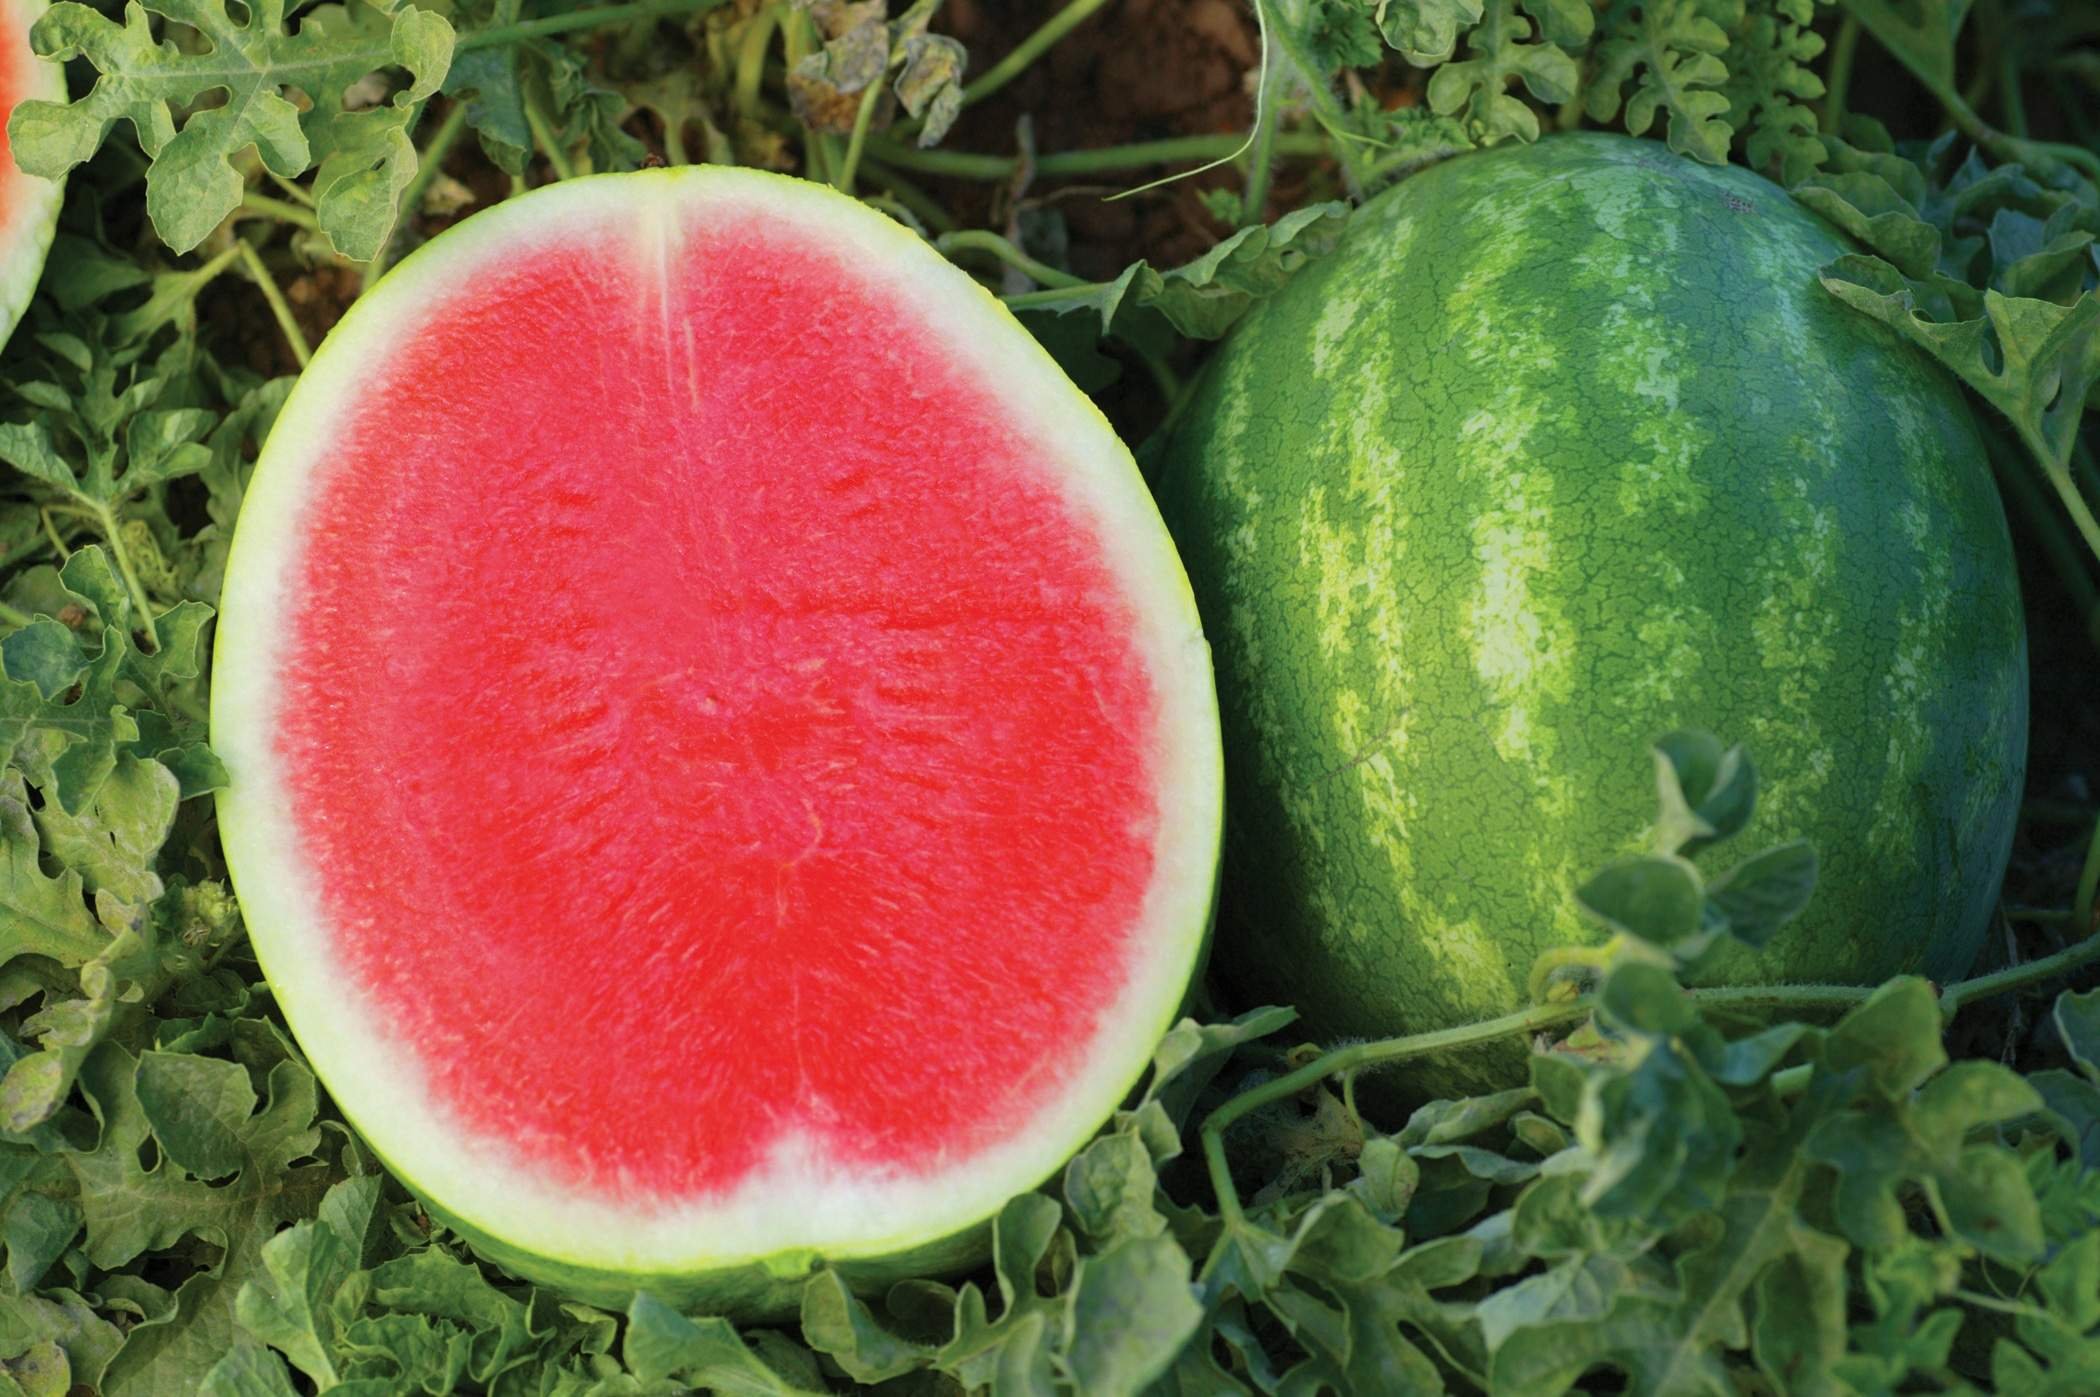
xmin=1 ymin=0 xmax=66 ymax=351
xmin=212 ymin=168 xmax=1222 ymax=1281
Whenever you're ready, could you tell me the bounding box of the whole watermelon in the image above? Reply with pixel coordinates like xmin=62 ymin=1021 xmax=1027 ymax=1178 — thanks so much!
xmin=1155 ymin=132 xmax=2027 ymax=1092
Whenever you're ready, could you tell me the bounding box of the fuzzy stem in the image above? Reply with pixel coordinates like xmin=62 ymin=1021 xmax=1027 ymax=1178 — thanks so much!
xmin=1240 ymin=68 xmax=1284 ymax=226
xmin=835 ymin=79 xmax=885 ymax=195
xmin=456 ymin=0 xmax=727 ymax=52
xmin=524 ymin=91 xmax=578 ymax=182
xmin=734 ymin=6 xmax=781 ymax=121
xmin=0 ymin=599 xmax=32 ymax=629
xmin=236 ymin=239 xmax=312 ymax=370
xmin=1202 ymin=999 xmax=1592 ymax=1222
xmin=935 ymin=230 xmax=1085 ymax=288
xmin=1937 ymin=933 xmax=2100 ymax=1023
xmin=2076 ymin=817 xmax=2100 ymax=937
xmin=1986 ymin=431 xmax=2100 ymax=652
xmin=1822 ymin=17 xmax=1860 ymax=132
xmin=958 ymin=0 xmax=1112 ymax=110
xmin=237 ymin=193 xmax=320 ymax=232
xmin=1199 ymin=943 xmax=2100 ymax=1219
xmin=858 ymin=158 xmax=958 ymax=232
xmin=88 ymin=503 xmax=160 ymax=652
xmin=38 ymin=510 xmax=70 ymax=563
xmin=863 ymin=130 xmax=1329 ymax=181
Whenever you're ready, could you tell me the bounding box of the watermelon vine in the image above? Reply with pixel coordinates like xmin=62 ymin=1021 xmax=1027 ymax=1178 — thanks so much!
xmin=1 ymin=0 xmax=2098 ymax=1393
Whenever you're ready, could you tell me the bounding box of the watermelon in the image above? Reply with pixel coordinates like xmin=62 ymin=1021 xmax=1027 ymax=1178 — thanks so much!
xmin=1153 ymin=132 xmax=2027 ymax=1093
xmin=0 ymin=0 xmax=63 ymax=349
xmin=210 ymin=168 xmax=1222 ymax=1315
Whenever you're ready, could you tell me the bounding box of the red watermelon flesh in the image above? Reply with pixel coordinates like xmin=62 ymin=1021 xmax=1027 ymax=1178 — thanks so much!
xmin=212 ymin=169 xmax=1220 ymax=1307
xmin=286 ymin=220 xmax=1161 ymax=1199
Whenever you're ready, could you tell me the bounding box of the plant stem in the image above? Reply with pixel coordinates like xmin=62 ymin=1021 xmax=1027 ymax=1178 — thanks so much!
xmin=863 ymin=130 xmax=1330 ymax=181
xmin=237 ymin=192 xmax=320 ymax=232
xmin=1999 ymin=36 xmax=2029 ymax=137
xmin=38 ymin=510 xmax=70 ymax=562
xmin=835 ymin=79 xmax=884 ymax=195
xmin=1240 ymin=66 xmax=1284 ymax=227
xmin=1259 ymin=0 xmax=1371 ymax=194
xmin=236 ymin=239 xmax=313 ymax=370
xmin=1822 ymin=16 xmax=1859 ymax=132
xmin=957 ymin=0 xmax=1111 ymax=111
xmin=1938 ymin=932 xmax=2100 ymax=1023
xmin=1999 ymin=443 xmax=2100 ymax=652
xmin=934 ymin=230 xmax=1085 ymax=289
xmin=2076 ymin=816 xmax=2100 ymax=936
xmin=858 ymin=159 xmax=958 ymax=232
xmin=524 ymin=91 xmax=577 ymax=182
xmin=88 ymin=503 xmax=159 ymax=652
xmin=2007 ymin=906 xmax=2079 ymax=924
xmin=734 ymin=6 xmax=780 ymax=121
xmin=263 ymin=168 xmax=317 ymax=208
xmin=1201 ymin=999 xmax=1591 ymax=1222
xmin=1200 ymin=937 xmax=2100 ymax=1218
xmin=455 ymin=0 xmax=727 ymax=53
xmin=0 ymin=599 xmax=32 ymax=629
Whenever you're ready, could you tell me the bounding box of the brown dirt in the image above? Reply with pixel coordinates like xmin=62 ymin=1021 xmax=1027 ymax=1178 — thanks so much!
xmin=934 ymin=0 xmax=1263 ymax=279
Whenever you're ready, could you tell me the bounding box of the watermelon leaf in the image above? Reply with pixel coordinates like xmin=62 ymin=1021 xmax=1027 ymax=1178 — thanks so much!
xmin=1583 ymin=0 xmax=1737 ymax=165
xmin=1705 ymin=841 xmax=1819 ymax=948
xmin=195 ymin=1346 xmax=302 ymax=1397
xmin=2059 ymin=990 xmax=2100 ymax=1082
xmin=10 ymin=0 xmax=455 ymax=258
xmin=1014 ymin=201 xmax=1351 ymax=354
xmin=1576 ymin=855 xmax=1706 ymax=945
xmin=1717 ymin=0 xmax=1827 ymax=185
xmin=1424 ymin=0 xmax=1594 ymax=145
xmin=622 ymin=1291 xmax=820 ymax=1392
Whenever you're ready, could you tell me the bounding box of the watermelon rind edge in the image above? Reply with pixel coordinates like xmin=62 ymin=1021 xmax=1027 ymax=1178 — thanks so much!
xmin=0 ymin=0 xmax=65 ymax=353
xmin=210 ymin=165 xmax=1223 ymax=1317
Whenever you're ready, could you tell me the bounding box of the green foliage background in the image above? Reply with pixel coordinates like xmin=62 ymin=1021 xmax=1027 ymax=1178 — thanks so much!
xmin=1 ymin=0 xmax=2099 ymax=1392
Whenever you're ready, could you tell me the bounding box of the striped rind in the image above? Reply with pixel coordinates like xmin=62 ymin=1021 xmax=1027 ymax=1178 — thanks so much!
xmin=0 ymin=0 xmax=65 ymax=353
xmin=1156 ymin=133 xmax=2027 ymax=1094
xmin=211 ymin=167 xmax=1223 ymax=1315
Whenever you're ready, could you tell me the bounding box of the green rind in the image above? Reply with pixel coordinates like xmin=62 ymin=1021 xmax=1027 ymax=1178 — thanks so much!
xmin=1156 ymin=132 xmax=2027 ymax=1095
xmin=212 ymin=166 xmax=1223 ymax=1315
xmin=1 ymin=0 xmax=66 ymax=353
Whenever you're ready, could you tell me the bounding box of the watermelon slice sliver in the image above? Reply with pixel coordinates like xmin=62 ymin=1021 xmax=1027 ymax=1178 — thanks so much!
xmin=211 ymin=169 xmax=1222 ymax=1313
xmin=0 ymin=0 xmax=64 ymax=350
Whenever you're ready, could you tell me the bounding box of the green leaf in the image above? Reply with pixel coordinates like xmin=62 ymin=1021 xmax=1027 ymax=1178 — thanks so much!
xmin=1806 ymin=1059 xmax=2045 ymax=1265
xmin=1015 ymin=203 xmax=1352 ymax=356
xmin=1651 ymin=730 xmax=1757 ymax=856
xmin=67 ymin=1048 xmax=335 ymax=1397
xmin=798 ymin=1271 xmax=929 ymax=1384
xmin=1836 ymin=0 xmax=1973 ymax=93
xmin=1705 ymin=840 xmax=1818 ymax=947
xmin=2057 ymin=989 xmax=2100 ymax=1082
xmin=0 ymin=771 xmax=104 ymax=972
xmin=1371 ymin=0 xmax=1489 ymax=65
xmin=3 ymin=1191 xmax=83 ymax=1292
xmin=1576 ymin=854 xmax=1705 ymax=945
xmin=1425 ymin=0 xmax=1593 ymax=145
xmin=11 ymin=0 xmax=456 ymax=255
xmin=1584 ymin=0 xmax=1737 ymax=165
xmin=623 ymin=1292 xmax=816 ymax=1393
xmin=195 ymin=1346 xmax=300 ymax=1397
xmin=1822 ymin=975 xmax=1946 ymax=1099
xmin=1061 ymin=1236 xmax=1203 ymax=1395
xmin=1719 ymin=0 xmax=1827 ymax=185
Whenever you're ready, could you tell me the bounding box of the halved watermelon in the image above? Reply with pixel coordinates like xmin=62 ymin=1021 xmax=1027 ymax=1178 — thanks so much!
xmin=211 ymin=168 xmax=1222 ymax=1315
xmin=0 ymin=0 xmax=64 ymax=348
